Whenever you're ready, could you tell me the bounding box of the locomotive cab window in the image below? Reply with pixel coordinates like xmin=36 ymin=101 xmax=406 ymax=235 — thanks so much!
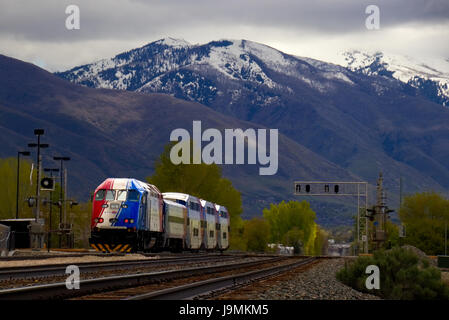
xmin=94 ymin=190 xmax=105 ymax=201
xmin=105 ymin=190 xmax=115 ymax=201
xmin=117 ymin=190 xmax=127 ymax=201
xmin=127 ymin=190 xmax=140 ymax=201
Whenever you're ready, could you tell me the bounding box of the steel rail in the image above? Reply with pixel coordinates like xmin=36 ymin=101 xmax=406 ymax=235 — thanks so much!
xmin=0 ymin=257 xmax=284 ymax=300
xmin=0 ymin=252 xmax=125 ymax=262
xmin=125 ymin=257 xmax=317 ymax=300
xmin=0 ymin=254 xmax=239 ymax=281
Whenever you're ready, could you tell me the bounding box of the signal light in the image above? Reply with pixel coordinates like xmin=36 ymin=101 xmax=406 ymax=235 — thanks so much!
xmin=124 ymin=219 xmax=129 ymax=223
xmin=40 ymin=177 xmax=55 ymax=191
xmin=98 ymin=218 xmax=104 ymax=223
xmin=27 ymin=197 xmax=36 ymax=207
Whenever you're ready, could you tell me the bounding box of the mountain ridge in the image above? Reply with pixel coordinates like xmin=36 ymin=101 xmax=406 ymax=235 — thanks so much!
xmin=55 ymin=38 xmax=449 ymax=205
xmin=1 ymin=53 xmax=368 ymax=226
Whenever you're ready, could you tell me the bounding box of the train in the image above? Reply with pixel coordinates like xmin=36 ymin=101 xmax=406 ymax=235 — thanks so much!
xmin=89 ymin=178 xmax=230 ymax=253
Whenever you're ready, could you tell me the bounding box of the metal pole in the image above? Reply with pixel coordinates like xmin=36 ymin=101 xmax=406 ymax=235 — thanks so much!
xmin=357 ymin=184 xmax=360 ymax=255
xmin=48 ymin=171 xmax=53 ymax=253
xmin=64 ymin=167 xmax=67 ymax=226
xmin=445 ymin=221 xmax=447 ymax=256
xmin=16 ymin=152 xmax=20 ymax=219
xmin=59 ymin=160 xmax=63 ymax=226
xmin=48 ymin=189 xmax=52 ymax=253
xmin=59 ymin=160 xmax=63 ymax=248
xmin=36 ymin=134 xmax=41 ymax=222
xmin=365 ymin=183 xmax=368 ymax=254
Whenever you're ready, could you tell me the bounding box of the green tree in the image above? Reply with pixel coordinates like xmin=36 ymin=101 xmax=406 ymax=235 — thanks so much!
xmin=263 ymin=200 xmax=320 ymax=255
xmin=243 ymin=218 xmax=270 ymax=252
xmin=399 ymin=192 xmax=449 ymax=255
xmin=337 ymin=247 xmax=449 ymax=299
xmin=69 ymin=200 xmax=92 ymax=248
xmin=313 ymin=226 xmax=329 ymax=256
xmin=282 ymin=227 xmax=304 ymax=254
xmin=0 ymin=157 xmax=36 ymax=219
xmin=147 ymin=142 xmax=244 ymax=249
xmin=385 ymin=221 xmax=400 ymax=248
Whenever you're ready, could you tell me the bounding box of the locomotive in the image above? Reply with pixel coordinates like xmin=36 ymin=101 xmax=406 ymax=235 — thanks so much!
xmin=89 ymin=178 xmax=230 ymax=253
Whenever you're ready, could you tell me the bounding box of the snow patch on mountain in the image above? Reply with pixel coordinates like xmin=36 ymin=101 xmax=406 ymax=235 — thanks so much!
xmin=154 ymin=37 xmax=192 ymax=48
xmin=200 ymin=40 xmax=278 ymax=88
xmin=340 ymin=50 xmax=449 ymax=106
xmin=57 ymin=38 xmax=449 ymax=108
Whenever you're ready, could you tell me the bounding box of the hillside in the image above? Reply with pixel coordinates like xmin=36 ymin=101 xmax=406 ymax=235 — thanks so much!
xmin=56 ymin=38 xmax=449 ymax=204
xmin=0 ymin=54 xmax=362 ymax=225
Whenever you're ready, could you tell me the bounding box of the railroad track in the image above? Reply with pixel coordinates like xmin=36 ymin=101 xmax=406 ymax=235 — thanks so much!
xmin=125 ymin=257 xmax=317 ymax=300
xmin=0 ymin=253 xmax=240 ymax=281
xmin=0 ymin=256 xmax=288 ymax=300
xmin=0 ymin=252 xmax=125 ymax=262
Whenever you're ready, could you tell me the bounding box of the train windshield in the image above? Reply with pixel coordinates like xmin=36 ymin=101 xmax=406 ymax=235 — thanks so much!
xmin=117 ymin=190 xmax=127 ymax=201
xmin=94 ymin=190 xmax=105 ymax=201
xmin=105 ymin=190 xmax=116 ymax=201
xmin=127 ymin=190 xmax=140 ymax=201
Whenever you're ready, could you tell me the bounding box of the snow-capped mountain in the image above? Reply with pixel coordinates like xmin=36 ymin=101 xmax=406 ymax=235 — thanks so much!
xmin=57 ymin=38 xmax=360 ymax=107
xmin=56 ymin=38 xmax=449 ymax=201
xmin=340 ymin=50 xmax=449 ymax=106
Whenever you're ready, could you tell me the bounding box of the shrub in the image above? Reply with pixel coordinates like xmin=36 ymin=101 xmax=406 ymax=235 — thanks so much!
xmin=336 ymin=247 xmax=449 ymax=299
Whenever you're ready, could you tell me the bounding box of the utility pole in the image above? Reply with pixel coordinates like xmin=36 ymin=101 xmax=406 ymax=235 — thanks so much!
xmin=366 ymin=172 xmax=394 ymax=251
xmin=28 ymin=129 xmax=49 ymax=222
xmin=44 ymin=168 xmax=59 ymax=252
xmin=445 ymin=221 xmax=447 ymax=256
xmin=64 ymin=167 xmax=68 ymax=226
xmin=16 ymin=151 xmax=30 ymax=219
xmin=53 ymin=156 xmax=70 ymax=248
xmin=27 ymin=129 xmax=49 ymax=250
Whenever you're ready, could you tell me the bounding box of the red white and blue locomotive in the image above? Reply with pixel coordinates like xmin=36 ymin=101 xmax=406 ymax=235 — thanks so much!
xmin=89 ymin=178 xmax=230 ymax=253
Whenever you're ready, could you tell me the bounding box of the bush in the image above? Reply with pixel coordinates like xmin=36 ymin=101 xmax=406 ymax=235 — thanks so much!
xmin=336 ymin=247 xmax=449 ymax=299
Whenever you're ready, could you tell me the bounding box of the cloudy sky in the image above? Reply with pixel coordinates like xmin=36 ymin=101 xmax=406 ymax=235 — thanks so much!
xmin=0 ymin=0 xmax=448 ymax=72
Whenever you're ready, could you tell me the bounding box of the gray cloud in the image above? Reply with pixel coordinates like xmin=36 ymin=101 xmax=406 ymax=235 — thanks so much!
xmin=0 ymin=0 xmax=448 ymax=71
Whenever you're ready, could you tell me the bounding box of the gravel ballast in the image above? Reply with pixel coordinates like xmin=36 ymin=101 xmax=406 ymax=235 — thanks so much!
xmin=216 ymin=258 xmax=380 ymax=300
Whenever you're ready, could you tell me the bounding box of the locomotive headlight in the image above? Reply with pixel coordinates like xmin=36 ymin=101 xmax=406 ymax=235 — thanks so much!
xmin=121 ymin=203 xmax=128 ymax=208
xmin=130 ymin=219 xmax=134 ymax=223
xmin=124 ymin=219 xmax=129 ymax=223
xmin=102 ymin=204 xmax=108 ymax=208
